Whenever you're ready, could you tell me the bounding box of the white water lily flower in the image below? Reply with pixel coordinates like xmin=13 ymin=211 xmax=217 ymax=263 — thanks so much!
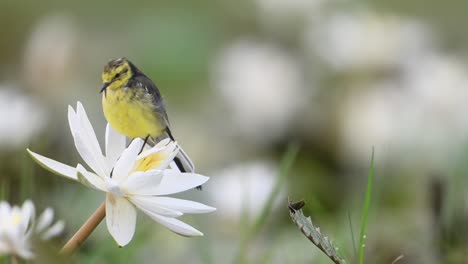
xmin=0 ymin=200 xmax=64 ymax=259
xmin=27 ymin=102 xmax=215 ymax=246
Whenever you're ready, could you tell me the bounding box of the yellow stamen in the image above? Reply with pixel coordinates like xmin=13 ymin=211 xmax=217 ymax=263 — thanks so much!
xmin=133 ymin=150 xmax=168 ymax=172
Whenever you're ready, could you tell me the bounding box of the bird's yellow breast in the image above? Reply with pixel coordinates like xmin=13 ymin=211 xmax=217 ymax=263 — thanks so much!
xmin=102 ymin=88 xmax=165 ymax=139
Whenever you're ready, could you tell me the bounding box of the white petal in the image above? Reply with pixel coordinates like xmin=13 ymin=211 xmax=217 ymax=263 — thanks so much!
xmin=151 ymin=170 xmax=210 ymax=195
xmin=68 ymin=104 xmax=109 ymax=177
xmin=104 ymin=178 xmax=125 ymax=197
xmin=147 ymin=213 xmax=203 ymax=237
xmin=155 ymin=138 xmax=171 ymax=148
xmin=136 ymin=139 xmax=173 ymax=160
xmin=154 ymin=148 xmax=180 ymax=171
xmin=149 ymin=197 xmax=216 ymax=214
xmin=21 ymin=200 xmax=35 ymax=224
xmin=36 ymin=208 xmax=53 ymax=233
xmin=41 ymin=220 xmax=64 ymax=240
xmin=16 ymin=246 xmax=34 ymax=260
xmin=106 ymin=194 xmax=136 ymax=247
xmin=0 ymin=201 xmax=11 ymax=217
xmin=77 ymin=164 xmax=106 ymax=191
xmin=21 ymin=201 xmax=35 ymax=235
xmin=67 ymin=105 xmax=79 ymax=137
xmin=76 ymin=102 xmax=105 ymax=163
xmin=129 ymin=196 xmax=183 ymax=218
xmin=122 ymin=170 xmax=163 ymax=195
xmin=27 ymin=149 xmax=77 ymax=180
xmin=112 ymin=139 xmax=143 ymax=182
xmin=105 ymin=123 xmax=126 ymax=166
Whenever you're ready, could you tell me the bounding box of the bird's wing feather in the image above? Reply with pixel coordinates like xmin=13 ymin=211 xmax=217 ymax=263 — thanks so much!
xmin=130 ymin=74 xmax=196 ymax=178
xmin=130 ymin=74 xmax=171 ymax=127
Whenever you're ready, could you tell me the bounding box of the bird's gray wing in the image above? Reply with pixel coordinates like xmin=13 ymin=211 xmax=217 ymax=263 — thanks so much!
xmin=130 ymin=74 xmax=171 ymax=128
xmin=130 ymin=74 xmax=196 ymax=175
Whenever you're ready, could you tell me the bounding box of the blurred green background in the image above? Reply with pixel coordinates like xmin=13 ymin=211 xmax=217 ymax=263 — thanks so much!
xmin=1 ymin=0 xmax=467 ymax=263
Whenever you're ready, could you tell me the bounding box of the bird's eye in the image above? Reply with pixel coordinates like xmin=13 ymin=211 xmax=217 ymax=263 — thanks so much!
xmin=114 ymin=73 xmax=121 ymax=79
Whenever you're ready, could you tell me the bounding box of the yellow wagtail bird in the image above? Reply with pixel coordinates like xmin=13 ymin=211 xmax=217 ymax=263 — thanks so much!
xmin=100 ymin=58 xmax=195 ymax=179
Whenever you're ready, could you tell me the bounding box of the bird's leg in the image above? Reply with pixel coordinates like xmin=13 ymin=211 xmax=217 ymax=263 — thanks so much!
xmin=138 ymin=135 xmax=150 ymax=155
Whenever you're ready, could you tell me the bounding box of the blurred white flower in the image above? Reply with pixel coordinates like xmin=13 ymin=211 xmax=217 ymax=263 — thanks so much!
xmin=0 ymin=200 xmax=64 ymax=259
xmin=23 ymin=14 xmax=76 ymax=94
xmin=209 ymin=161 xmax=281 ymax=220
xmin=0 ymin=85 xmax=46 ymax=149
xmin=212 ymin=40 xmax=308 ymax=145
xmin=340 ymin=55 xmax=468 ymax=166
xmin=28 ymin=102 xmax=215 ymax=246
xmin=305 ymin=10 xmax=433 ymax=71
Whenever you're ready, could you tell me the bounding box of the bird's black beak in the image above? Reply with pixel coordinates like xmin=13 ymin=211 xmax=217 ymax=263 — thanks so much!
xmin=100 ymin=82 xmax=110 ymax=93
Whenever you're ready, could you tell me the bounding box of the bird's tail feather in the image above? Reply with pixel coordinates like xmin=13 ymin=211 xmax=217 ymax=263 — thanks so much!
xmin=173 ymin=146 xmax=195 ymax=173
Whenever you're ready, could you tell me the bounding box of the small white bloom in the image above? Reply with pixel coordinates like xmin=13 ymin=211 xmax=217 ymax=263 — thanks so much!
xmin=0 ymin=85 xmax=47 ymax=149
xmin=212 ymin=40 xmax=308 ymax=145
xmin=23 ymin=14 xmax=76 ymax=95
xmin=305 ymin=10 xmax=433 ymax=71
xmin=340 ymin=55 xmax=468 ymax=167
xmin=28 ymin=102 xmax=215 ymax=246
xmin=0 ymin=200 xmax=63 ymax=259
xmin=209 ymin=161 xmax=282 ymax=220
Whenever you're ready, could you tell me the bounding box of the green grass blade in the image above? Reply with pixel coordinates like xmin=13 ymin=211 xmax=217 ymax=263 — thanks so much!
xmin=358 ymin=148 xmax=375 ymax=264
xmin=348 ymin=211 xmax=357 ymax=263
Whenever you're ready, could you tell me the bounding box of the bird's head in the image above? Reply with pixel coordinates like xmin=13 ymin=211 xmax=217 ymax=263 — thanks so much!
xmin=101 ymin=58 xmax=133 ymax=93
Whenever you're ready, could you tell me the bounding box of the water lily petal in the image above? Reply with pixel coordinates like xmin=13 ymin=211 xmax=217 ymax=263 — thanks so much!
xmin=68 ymin=105 xmax=108 ymax=177
xmin=112 ymin=139 xmax=143 ymax=182
xmin=146 ymin=213 xmax=203 ymax=237
xmin=122 ymin=170 xmax=164 ymax=195
xmin=147 ymin=197 xmax=216 ymax=214
xmin=77 ymin=164 xmax=106 ymax=191
xmin=105 ymin=123 xmax=126 ymax=166
xmin=106 ymin=194 xmax=136 ymax=247
xmin=129 ymin=196 xmax=183 ymax=218
xmin=136 ymin=139 xmax=173 ymax=160
xmin=151 ymin=170 xmax=210 ymax=195
xmin=36 ymin=208 xmax=53 ymax=233
xmin=41 ymin=220 xmax=64 ymax=240
xmin=154 ymin=147 xmax=180 ymax=171
xmin=76 ymin=102 xmax=105 ymax=163
xmin=27 ymin=149 xmax=77 ymax=180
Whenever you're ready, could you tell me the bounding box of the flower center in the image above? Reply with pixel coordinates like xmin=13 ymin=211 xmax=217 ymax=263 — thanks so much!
xmin=0 ymin=212 xmax=22 ymax=229
xmin=11 ymin=213 xmax=21 ymax=226
xmin=133 ymin=151 xmax=166 ymax=172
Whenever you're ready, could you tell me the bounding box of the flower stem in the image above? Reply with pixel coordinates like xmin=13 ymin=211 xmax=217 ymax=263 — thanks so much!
xmin=60 ymin=202 xmax=106 ymax=255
